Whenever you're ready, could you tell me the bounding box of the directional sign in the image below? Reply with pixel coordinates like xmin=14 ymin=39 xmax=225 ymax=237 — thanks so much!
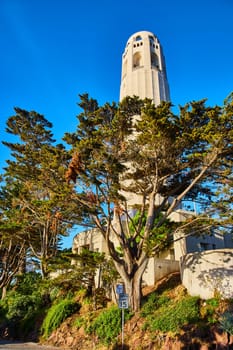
xmin=116 ymin=284 xmax=124 ymax=295
xmin=118 ymin=293 xmax=129 ymax=309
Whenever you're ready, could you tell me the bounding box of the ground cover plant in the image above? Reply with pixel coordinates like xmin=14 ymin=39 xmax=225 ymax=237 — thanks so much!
xmin=86 ymin=305 xmax=133 ymax=346
xmin=41 ymin=298 xmax=80 ymax=338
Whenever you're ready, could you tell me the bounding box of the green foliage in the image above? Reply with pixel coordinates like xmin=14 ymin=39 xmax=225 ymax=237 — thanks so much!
xmin=206 ymin=298 xmax=219 ymax=308
xmin=200 ymin=298 xmax=220 ymax=323
xmin=41 ymin=299 xmax=80 ymax=338
xmin=87 ymin=306 xmax=132 ymax=345
xmin=0 ymin=273 xmax=44 ymax=321
xmin=73 ymin=316 xmax=86 ymax=329
xmin=2 ymin=94 xmax=233 ymax=313
xmin=219 ymin=311 xmax=233 ymax=335
xmin=0 ymin=283 xmax=46 ymax=339
xmin=140 ymin=293 xmax=170 ymax=317
xmin=0 ymin=289 xmax=43 ymax=321
xmin=48 ymin=249 xmax=118 ymax=303
xmin=13 ymin=271 xmax=42 ymax=295
xmin=143 ymin=295 xmax=200 ymax=334
xmin=2 ymin=107 xmax=76 ymax=279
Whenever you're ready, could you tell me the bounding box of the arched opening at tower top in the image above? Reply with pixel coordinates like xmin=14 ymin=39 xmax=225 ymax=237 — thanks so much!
xmin=135 ymin=35 xmax=142 ymax=41
xmin=133 ymin=52 xmax=142 ymax=68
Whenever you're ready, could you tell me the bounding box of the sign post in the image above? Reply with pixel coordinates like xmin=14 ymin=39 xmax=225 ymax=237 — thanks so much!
xmin=117 ymin=292 xmax=129 ymax=350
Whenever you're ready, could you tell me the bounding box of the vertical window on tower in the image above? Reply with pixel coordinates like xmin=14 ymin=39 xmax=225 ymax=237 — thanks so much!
xmin=149 ymin=35 xmax=155 ymax=47
xmin=151 ymin=52 xmax=159 ymax=68
xmin=133 ymin=52 xmax=142 ymax=68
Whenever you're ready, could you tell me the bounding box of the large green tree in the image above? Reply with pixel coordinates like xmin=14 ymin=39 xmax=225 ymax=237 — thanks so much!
xmin=2 ymin=108 xmax=76 ymax=278
xmin=0 ymin=179 xmax=27 ymax=298
xmin=64 ymin=93 xmax=233 ymax=311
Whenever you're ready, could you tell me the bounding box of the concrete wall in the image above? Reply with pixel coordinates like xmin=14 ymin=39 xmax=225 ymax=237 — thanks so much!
xmin=180 ymin=249 xmax=233 ymax=299
xmin=72 ymin=228 xmax=108 ymax=254
xmin=73 ymin=228 xmax=179 ymax=287
xmin=143 ymin=257 xmax=180 ymax=286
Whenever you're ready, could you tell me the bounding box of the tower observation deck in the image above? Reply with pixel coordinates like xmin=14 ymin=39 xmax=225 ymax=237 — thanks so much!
xmin=120 ymin=31 xmax=170 ymax=105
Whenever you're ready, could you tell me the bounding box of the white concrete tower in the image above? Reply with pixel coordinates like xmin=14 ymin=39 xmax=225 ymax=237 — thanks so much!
xmin=120 ymin=31 xmax=170 ymax=104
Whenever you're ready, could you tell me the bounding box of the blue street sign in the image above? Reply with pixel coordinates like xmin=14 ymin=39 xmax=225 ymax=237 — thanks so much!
xmin=116 ymin=284 xmax=124 ymax=295
xmin=118 ymin=293 xmax=129 ymax=309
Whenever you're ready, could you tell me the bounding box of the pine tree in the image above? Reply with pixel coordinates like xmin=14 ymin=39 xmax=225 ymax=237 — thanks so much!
xmin=64 ymin=93 xmax=233 ymax=311
xmin=2 ymin=108 xmax=75 ymax=278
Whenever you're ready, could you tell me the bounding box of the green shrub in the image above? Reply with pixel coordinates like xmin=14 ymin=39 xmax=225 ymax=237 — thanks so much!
xmin=149 ymin=296 xmax=200 ymax=333
xmin=41 ymin=299 xmax=80 ymax=338
xmin=206 ymin=298 xmax=219 ymax=308
xmin=18 ymin=307 xmax=45 ymax=336
xmin=0 ymin=290 xmax=43 ymax=321
xmin=141 ymin=293 xmax=170 ymax=317
xmin=200 ymin=298 xmax=220 ymax=323
xmin=219 ymin=311 xmax=233 ymax=335
xmin=14 ymin=272 xmax=42 ymax=295
xmin=87 ymin=306 xmax=132 ymax=345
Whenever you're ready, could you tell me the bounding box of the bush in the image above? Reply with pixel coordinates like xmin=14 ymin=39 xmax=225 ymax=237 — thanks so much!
xmin=141 ymin=293 xmax=170 ymax=317
xmin=200 ymin=298 xmax=220 ymax=323
xmin=87 ymin=306 xmax=132 ymax=345
xmin=14 ymin=272 xmax=42 ymax=295
xmin=219 ymin=311 xmax=233 ymax=335
xmin=148 ymin=296 xmax=200 ymax=333
xmin=41 ymin=299 xmax=80 ymax=338
xmin=0 ymin=290 xmax=43 ymax=321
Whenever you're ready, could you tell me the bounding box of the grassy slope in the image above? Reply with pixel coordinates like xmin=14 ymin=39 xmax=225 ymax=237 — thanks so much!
xmin=43 ymin=273 xmax=233 ymax=349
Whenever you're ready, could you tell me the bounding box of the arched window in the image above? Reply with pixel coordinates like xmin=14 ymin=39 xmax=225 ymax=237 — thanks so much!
xmin=133 ymin=52 xmax=141 ymax=68
xmin=135 ymin=35 xmax=142 ymax=41
xmin=151 ymin=52 xmax=159 ymax=68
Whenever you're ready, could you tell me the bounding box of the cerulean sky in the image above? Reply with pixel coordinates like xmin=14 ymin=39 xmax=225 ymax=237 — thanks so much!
xmin=1 ymin=0 xmax=233 ymax=247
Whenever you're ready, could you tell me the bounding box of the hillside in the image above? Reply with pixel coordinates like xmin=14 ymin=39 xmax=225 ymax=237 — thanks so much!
xmin=42 ymin=273 xmax=233 ymax=350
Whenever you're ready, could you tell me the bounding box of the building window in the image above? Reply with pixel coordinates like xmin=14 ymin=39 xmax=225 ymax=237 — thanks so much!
xmin=151 ymin=52 xmax=159 ymax=68
xmin=199 ymin=243 xmax=209 ymax=251
xmin=133 ymin=52 xmax=142 ymax=68
xmin=135 ymin=35 xmax=142 ymax=41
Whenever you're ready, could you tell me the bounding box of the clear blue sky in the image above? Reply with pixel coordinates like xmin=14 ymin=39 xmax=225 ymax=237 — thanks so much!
xmin=1 ymin=0 xmax=233 ymax=247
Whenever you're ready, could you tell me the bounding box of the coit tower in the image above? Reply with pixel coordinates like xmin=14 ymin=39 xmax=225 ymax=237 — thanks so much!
xmin=120 ymin=31 xmax=170 ymax=104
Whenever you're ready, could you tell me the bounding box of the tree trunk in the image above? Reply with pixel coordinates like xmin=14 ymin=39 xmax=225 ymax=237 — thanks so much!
xmin=41 ymin=259 xmax=49 ymax=279
xmin=1 ymin=286 xmax=7 ymax=300
xmin=114 ymin=257 xmax=148 ymax=312
xmin=123 ymin=273 xmax=142 ymax=312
